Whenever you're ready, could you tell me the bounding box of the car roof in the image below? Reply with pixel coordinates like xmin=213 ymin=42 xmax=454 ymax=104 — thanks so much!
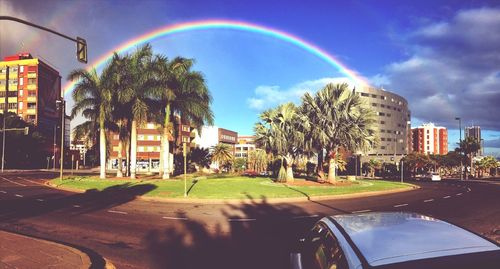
xmin=330 ymin=212 xmax=499 ymax=267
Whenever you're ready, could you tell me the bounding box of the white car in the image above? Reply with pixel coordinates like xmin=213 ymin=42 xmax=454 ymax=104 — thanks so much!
xmin=429 ymin=172 xmax=441 ymax=181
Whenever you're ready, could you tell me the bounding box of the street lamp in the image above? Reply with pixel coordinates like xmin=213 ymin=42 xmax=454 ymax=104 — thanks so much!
xmin=455 ymin=117 xmax=463 ymax=180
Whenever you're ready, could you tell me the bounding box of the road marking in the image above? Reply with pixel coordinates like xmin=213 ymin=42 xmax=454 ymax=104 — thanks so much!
xmin=36 ymin=199 xmax=44 ymax=202
xmin=351 ymin=210 xmax=371 ymax=214
xmin=0 ymin=176 xmax=27 ymax=186
xmin=0 ymin=190 xmax=6 ymax=194
xmin=393 ymin=203 xmax=408 ymax=208
xmin=15 ymin=194 xmax=23 ymax=197
xmin=467 ymin=188 xmax=471 ymax=192
xmin=107 ymin=210 xmax=128 ymax=215
xmin=292 ymin=215 xmax=320 ymax=219
xmin=424 ymin=199 xmax=434 ymax=203
xmin=443 ymin=196 xmax=451 ymax=199
xmin=456 ymin=193 xmax=463 ymax=196
xmin=228 ymin=218 xmax=256 ymax=222
xmin=162 ymin=216 xmax=189 ymax=221
xmin=73 ymin=205 xmax=81 ymax=208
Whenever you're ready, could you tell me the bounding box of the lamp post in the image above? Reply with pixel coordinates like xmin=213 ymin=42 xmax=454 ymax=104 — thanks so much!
xmin=455 ymin=117 xmax=463 ymax=180
xmin=1 ymin=66 xmax=9 ymax=172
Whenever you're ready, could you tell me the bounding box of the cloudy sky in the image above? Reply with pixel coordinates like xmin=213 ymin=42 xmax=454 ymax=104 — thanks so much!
xmin=1 ymin=0 xmax=499 ymax=155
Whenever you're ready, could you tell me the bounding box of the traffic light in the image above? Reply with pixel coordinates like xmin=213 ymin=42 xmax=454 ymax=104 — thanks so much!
xmin=24 ymin=126 xmax=29 ymax=135
xmin=76 ymin=37 xmax=87 ymax=64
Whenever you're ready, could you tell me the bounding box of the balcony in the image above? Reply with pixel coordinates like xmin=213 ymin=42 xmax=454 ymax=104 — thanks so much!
xmin=27 ymin=73 xmax=37 ymax=78
xmin=26 ymin=108 xmax=36 ymax=115
xmin=27 ymin=96 xmax=37 ymax=103
xmin=26 ymin=84 xmax=36 ymax=90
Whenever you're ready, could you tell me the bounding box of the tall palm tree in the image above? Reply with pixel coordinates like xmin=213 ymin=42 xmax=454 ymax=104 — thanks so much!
xmin=458 ymin=137 xmax=481 ymax=179
xmin=211 ymin=143 xmax=234 ymax=172
xmin=152 ymin=55 xmax=214 ymax=179
xmin=300 ymin=83 xmax=377 ymax=183
xmin=120 ymin=44 xmax=157 ymax=179
xmin=68 ymin=55 xmax=119 ymax=179
xmin=254 ymin=103 xmax=305 ymax=182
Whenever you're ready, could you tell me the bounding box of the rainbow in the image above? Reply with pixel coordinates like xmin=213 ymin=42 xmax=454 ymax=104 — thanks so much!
xmin=63 ymin=19 xmax=368 ymax=96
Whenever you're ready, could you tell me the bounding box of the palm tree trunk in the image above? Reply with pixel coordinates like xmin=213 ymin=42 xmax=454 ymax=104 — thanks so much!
xmin=125 ymin=141 xmax=130 ymax=176
xmin=159 ymin=140 xmax=164 ymax=177
xmin=162 ymin=103 xmax=171 ymax=179
xmin=285 ymin=155 xmax=294 ymax=183
xmin=327 ymin=149 xmax=337 ymax=183
xmin=99 ymin=121 xmax=106 ymax=179
xmin=116 ymin=139 xmax=123 ymax=177
xmin=317 ymin=148 xmax=325 ymax=180
xmin=130 ymin=120 xmax=137 ymax=179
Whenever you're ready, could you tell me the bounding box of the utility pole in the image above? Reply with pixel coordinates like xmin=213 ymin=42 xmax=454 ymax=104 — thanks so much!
xmin=455 ymin=117 xmax=463 ymax=180
xmin=1 ymin=66 xmax=8 ymax=172
xmin=53 ymin=124 xmax=57 ymax=170
xmin=58 ymin=100 xmax=65 ymax=180
xmin=401 ymin=160 xmax=404 ymax=183
xmin=183 ymin=142 xmax=187 ymax=197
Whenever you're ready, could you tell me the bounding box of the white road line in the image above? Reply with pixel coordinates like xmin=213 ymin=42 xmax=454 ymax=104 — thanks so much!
xmin=0 ymin=176 xmax=27 ymax=186
xmin=162 ymin=216 xmax=189 ymax=221
xmin=456 ymin=193 xmax=463 ymax=196
xmin=467 ymin=188 xmax=471 ymax=192
xmin=73 ymin=205 xmax=81 ymax=208
xmin=292 ymin=215 xmax=320 ymax=219
xmin=424 ymin=199 xmax=434 ymax=203
xmin=15 ymin=194 xmax=23 ymax=197
xmin=443 ymin=196 xmax=451 ymax=199
xmin=107 ymin=210 xmax=128 ymax=215
xmin=351 ymin=210 xmax=371 ymax=214
xmin=0 ymin=190 xmax=6 ymax=193
xmin=228 ymin=218 xmax=256 ymax=222
xmin=36 ymin=199 xmax=44 ymax=202
xmin=393 ymin=203 xmax=408 ymax=208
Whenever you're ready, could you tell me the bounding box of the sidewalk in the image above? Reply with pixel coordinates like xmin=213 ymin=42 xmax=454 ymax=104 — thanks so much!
xmin=0 ymin=230 xmax=91 ymax=269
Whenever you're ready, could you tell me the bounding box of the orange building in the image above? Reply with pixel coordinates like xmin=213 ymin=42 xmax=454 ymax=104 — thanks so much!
xmin=0 ymin=53 xmax=61 ymax=135
xmin=411 ymin=123 xmax=448 ymax=155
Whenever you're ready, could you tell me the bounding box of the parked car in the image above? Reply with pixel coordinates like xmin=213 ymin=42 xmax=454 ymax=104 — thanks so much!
xmin=425 ymin=172 xmax=442 ymax=181
xmin=291 ymin=212 xmax=499 ymax=269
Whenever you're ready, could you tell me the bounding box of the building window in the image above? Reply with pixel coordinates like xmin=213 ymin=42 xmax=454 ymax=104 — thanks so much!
xmin=372 ymin=103 xmax=377 ymax=107
xmin=380 ymin=129 xmax=385 ymax=133
xmin=182 ymin=136 xmax=189 ymax=143
xmin=381 ymin=138 xmax=386 ymax=141
xmin=20 ymin=66 xmax=24 ymax=73
xmin=379 ymin=112 xmax=385 ymax=116
xmin=380 ymin=121 xmax=385 ymax=124
xmin=361 ymin=93 xmax=369 ymax=97
xmin=8 ymin=103 xmax=17 ymax=109
xmin=28 ymin=78 xmax=36 ymax=85
xmin=19 ymin=102 xmax=23 ymax=110
xmin=380 ymin=95 xmax=386 ymax=100
xmin=147 ymin=135 xmax=154 ymax=141
xmin=138 ymin=135 xmax=145 ymax=140
xmin=27 ymin=103 xmax=36 ymax=109
xmin=19 ymin=77 xmax=23 ymax=86
xmin=182 ymin=125 xmax=190 ymax=132
xmin=387 ymin=113 xmax=391 ymax=117
xmin=381 ymin=146 xmax=386 ymax=150
xmin=371 ymin=94 xmax=377 ymax=98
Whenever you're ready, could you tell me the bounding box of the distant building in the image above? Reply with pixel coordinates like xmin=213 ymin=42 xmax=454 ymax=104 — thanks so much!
xmin=412 ymin=123 xmax=448 ymax=155
xmin=235 ymin=135 xmax=256 ymax=158
xmin=356 ymin=86 xmax=411 ymax=163
xmin=108 ymin=116 xmax=197 ymax=172
xmin=70 ymin=140 xmax=88 ymax=165
xmin=196 ymin=126 xmax=238 ymax=151
xmin=465 ymin=125 xmax=482 ymax=156
xmin=0 ymin=53 xmax=61 ymax=134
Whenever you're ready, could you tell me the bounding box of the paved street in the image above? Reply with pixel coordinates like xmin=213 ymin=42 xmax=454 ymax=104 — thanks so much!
xmin=0 ymin=172 xmax=498 ymax=269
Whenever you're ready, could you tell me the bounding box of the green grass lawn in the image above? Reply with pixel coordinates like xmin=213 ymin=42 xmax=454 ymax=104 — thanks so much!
xmin=50 ymin=176 xmax=412 ymax=200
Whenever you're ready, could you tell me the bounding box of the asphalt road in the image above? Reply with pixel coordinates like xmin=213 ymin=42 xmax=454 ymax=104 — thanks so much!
xmin=0 ymin=172 xmax=498 ymax=269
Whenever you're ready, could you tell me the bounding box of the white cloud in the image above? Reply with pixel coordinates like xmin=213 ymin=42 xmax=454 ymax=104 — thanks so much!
xmin=247 ymin=77 xmax=352 ymax=111
xmin=373 ymin=7 xmax=500 ymax=130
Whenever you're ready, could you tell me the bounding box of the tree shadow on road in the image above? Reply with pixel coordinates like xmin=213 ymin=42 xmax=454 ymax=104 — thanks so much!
xmin=0 ymin=183 xmax=157 ymax=222
xmin=143 ymin=196 xmax=320 ymax=269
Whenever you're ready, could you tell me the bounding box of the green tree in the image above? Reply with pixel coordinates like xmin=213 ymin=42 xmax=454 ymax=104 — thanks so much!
xmin=300 ymin=83 xmax=377 ymax=183
xmin=458 ymin=137 xmax=481 ymax=179
xmin=68 ymin=55 xmax=119 ymax=179
xmin=189 ymin=147 xmax=211 ymax=171
xmin=248 ymin=149 xmax=268 ymax=173
xmin=152 ymin=55 xmax=214 ymax=179
xmin=365 ymin=159 xmax=382 ymax=178
xmin=211 ymin=143 xmax=234 ymax=173
xmin=255 ymin=103 xmax=305 ymax=183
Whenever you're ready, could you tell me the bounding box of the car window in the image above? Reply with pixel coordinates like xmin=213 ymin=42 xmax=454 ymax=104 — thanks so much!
xmin=304 ymin=222 xmax=348 ymax=269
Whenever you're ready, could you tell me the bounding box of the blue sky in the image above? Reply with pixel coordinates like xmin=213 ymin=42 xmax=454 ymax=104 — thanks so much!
xmin=1 ymin=0 xmax=500 ymax=155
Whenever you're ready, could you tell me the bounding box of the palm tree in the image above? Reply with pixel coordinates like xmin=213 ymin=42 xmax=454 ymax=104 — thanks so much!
xmin=68 ymin=55 xmax=119 ymax=179
xmin=120 ymin=44 xmax=157 ymax=179
xmin=300 ymin=83 xmax=377 ymax=183
xmin=254 ymin=103 xmax=305 ymax=182
xmin=248 ymin=149 xmax=268 ymax=173
xmin=458 ymin=137 xmax=481 ymax=179
xmin=152 ymin=55 xmax=214 ymax=179
xmin=211 ymin=143 xmax=233 ymax=172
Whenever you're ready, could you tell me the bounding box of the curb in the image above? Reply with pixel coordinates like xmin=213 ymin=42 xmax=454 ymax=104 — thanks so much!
xmin=45 ymin=180 xmax=419 ymax=205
